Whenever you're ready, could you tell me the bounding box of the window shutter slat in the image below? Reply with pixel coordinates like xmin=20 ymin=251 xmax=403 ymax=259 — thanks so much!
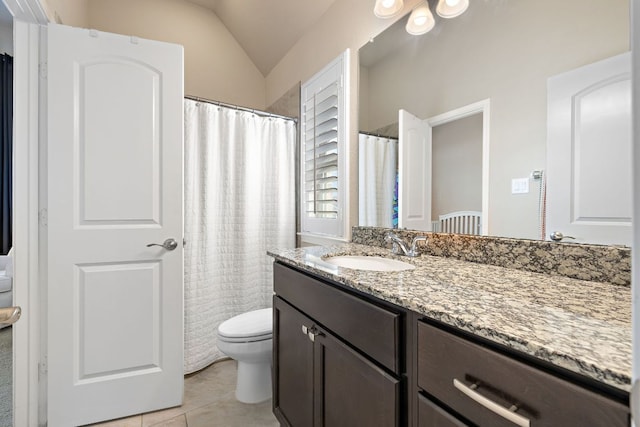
xmin=303 ymin=80 xmax=340 ymax=220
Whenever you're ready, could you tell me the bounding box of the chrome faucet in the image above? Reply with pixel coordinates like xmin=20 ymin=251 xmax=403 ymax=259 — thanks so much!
xmin=385 ymin=232 xmax=428 ymax=257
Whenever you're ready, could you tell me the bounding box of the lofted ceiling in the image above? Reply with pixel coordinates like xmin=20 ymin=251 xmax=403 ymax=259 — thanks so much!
xmin=187 ymin=0 xmax=338 ymax=76
xmin=0 ymin=1 xmax=11 ymax=26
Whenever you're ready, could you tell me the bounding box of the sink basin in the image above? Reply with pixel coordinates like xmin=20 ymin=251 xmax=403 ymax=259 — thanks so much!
xmin=322 ymin=255 xmax=415 ymax=272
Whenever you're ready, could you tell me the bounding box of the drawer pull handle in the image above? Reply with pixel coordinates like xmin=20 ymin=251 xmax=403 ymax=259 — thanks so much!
xmin=453 ymin=379 xmax=530 ymax=427
xmin=301 ymin=325 xmax=324 ymax=342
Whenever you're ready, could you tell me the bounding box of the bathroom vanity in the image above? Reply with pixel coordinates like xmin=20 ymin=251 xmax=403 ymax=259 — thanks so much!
xmin=269 ymin=242 xmax=630 ymax=426
xmin=273 ymin=263 xmax=404 ymax=425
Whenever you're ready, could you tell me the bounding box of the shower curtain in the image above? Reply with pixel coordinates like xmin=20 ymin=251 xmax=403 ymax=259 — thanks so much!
xmin=184 ymin=99 xmax=296 ymax=373
xmin=358 ymin=133 xmax=397 ymax=228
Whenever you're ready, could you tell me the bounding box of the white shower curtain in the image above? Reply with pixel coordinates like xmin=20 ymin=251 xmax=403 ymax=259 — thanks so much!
xmin=183 ymin=99 xmax=296 ymax=373
xmin=358 ymin=133 xmax=398 ymax=227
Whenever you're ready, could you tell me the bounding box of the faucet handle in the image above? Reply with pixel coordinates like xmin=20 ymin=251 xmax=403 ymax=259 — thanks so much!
xmin=408 ymin=236 xmax=428 ymax=257
xmin=385 ymin=232 xmax=408 ymax=255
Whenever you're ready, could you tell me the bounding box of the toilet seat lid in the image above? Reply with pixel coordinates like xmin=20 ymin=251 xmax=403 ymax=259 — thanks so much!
xmin=218 ymin=308 xmax=272 ymax=340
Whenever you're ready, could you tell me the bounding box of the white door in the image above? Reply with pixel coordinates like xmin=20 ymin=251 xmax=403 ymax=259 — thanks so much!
xmin=46 ymin=24 xmax=184 ymax=426
xmin=546 ymin=52 xmax=631 ymax=246
xmin=398 ymin=109 xmax=432 ymax=230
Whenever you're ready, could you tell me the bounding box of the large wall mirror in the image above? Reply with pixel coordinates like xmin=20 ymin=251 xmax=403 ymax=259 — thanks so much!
xmin=358 ymin=0 xmax=630 ymax=243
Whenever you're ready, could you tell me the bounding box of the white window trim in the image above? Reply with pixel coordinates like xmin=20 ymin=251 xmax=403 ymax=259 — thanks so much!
xmin=299 ymin=49 xmax=350 ymax=241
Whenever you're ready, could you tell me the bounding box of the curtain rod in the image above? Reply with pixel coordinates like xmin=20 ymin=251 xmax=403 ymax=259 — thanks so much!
xmin=185 ymin=95 xmax=298 ymax=123
xmin=359 ymin=130 xmax=398 ymax=140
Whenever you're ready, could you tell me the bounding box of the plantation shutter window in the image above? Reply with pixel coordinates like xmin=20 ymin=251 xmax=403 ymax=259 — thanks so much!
xmin=300 ymin=51 xmax=348 ymax=237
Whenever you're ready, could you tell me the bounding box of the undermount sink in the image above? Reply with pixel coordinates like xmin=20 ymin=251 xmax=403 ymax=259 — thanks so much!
xmin=322 ymin=255 xmax=415 ymax=272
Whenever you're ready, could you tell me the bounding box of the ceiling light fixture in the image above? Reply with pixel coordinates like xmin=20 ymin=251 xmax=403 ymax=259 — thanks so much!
xmin=436 ymin=0 xmax=469 ymax=19
xmin=405 ymin=2 xmax=435 ymax=35
xmin=373 ymin=0 xmax=469 ymax=35
xmin=374 ymin=0 xmax=404 ymax=19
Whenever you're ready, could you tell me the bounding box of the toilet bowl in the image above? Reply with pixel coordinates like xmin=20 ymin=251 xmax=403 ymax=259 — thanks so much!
xmin=217 ymin=308 xmax=273 ymax=404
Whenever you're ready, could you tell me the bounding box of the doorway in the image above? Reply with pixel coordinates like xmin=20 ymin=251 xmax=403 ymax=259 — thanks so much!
xmin=426 ymin=99 xmax=490 ymax=234
xmin=431 ymin=113 xmax=483 ymax=224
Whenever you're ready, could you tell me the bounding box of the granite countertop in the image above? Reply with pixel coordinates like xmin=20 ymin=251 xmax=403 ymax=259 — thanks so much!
xmin=268 ymin=243 xmax=631 ymax=392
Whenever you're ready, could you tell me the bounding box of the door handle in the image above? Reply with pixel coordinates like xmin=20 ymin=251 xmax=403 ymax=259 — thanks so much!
xmin=0 ymin=306 xmax=21 ymax=325
xmin=147 ymin=238 xmax=178 ymax=251
xmin=549 ymin=231 xmax=576 ymax=242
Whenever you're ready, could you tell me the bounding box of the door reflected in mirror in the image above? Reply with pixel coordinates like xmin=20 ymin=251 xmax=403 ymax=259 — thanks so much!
xmin=358 ymin=0 xmax=630 ymax=243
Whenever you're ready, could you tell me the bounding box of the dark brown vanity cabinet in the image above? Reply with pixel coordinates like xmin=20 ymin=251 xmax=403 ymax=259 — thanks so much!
xmin=272 ymin=260 xmax=630 ymax=427
xmin=273 ymin=262 xmax=404 ymax=427
xmin=416 ymin=321 xmax=629 ymax=427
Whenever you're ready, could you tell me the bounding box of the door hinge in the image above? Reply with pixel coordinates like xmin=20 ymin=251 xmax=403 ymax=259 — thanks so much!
xmin=39 ymin=209 xmax=48 ymax=227
xmin=38 ymin=361 xmax=47 ymax=379
xmin=39 ymin=62 xmax=47 ymax=79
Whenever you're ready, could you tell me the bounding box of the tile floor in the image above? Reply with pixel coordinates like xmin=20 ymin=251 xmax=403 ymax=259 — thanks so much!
xmin=88 ymin=359 xmax=279 ymax=427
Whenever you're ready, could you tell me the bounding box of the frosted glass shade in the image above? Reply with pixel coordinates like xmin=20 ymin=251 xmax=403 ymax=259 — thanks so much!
xmin=406 ymin=2 xmax=435 ymax=35
xmin=436 ymin=0 xmax=469 ymax=18
xmin=374 ymin=0 xmax=404 ymax=19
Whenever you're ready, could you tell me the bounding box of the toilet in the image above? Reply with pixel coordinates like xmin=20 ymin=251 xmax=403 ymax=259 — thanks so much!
xmin=217 ymin=308 xmax=273 ymax=404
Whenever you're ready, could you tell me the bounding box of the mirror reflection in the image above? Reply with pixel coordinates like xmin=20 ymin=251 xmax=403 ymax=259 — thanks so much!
xmin=358 ymin=0 xmax=629 ymax=242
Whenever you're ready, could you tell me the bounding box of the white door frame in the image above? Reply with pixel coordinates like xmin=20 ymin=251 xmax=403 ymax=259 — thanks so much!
xmin=2 ymin=0 xmax=48 ymax=426
xmin=425 ymin=99 xmax=490 ymax=235
xmin=631 ymin=1 xmax=640 ymax=424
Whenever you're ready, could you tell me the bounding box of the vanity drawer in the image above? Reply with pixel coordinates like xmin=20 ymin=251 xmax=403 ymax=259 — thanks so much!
xmin=418 ymin=394 xmax=468 ymax=427
xmin=274 ymin=262 xmax=401 ymax=374
xmin=417 ymin=321 xmax=629 ymax=427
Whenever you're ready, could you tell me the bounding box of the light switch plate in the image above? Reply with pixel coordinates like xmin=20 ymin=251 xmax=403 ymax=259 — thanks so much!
xmin=511 ymin=178 xmax=529 ymax=194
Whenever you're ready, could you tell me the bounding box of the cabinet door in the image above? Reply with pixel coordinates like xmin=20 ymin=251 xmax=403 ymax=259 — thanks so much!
xmin=273 ymin=297 xmax=314 ymax=426
xmin=314 ymin=325 xmax=401 ymax=427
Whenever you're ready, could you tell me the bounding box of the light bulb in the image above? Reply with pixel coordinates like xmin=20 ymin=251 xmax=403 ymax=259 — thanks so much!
xmin=414 ymin=16 xmax=427 ymax=26
xmin=436 ymin=0 xmax=469 ymax=18
xmin=374 ymin=0 xmax=404 ymax=19
xmin=406 ymin=2 xmax=435 ymax=35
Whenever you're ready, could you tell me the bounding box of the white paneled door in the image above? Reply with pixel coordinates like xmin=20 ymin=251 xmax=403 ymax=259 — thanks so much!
xmin=398 ymin=109 xmax=432 ymax=231
xmin=46 ymin=24 xmax=184 ymax=426
xmin=546 ymin=52 xmax=631 ymax=246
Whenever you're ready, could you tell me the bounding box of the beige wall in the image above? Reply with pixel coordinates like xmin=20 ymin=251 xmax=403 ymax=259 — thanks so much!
xmin=87 ymin=0 xmax=266 ymax=109
xmin=266 ymin=83 xmax=300 ymax=119
xmin=358 ymin=0 xmax=629 ymax=239
xmin=41 ymin=0 xmax=88 ymax=26
xmin=431 ymin=114 xmax=482 ymax=218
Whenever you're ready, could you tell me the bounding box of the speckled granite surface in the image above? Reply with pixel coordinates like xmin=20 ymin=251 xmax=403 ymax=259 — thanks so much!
xmin=268 ymin=243 xmax=631 ymax=392
xmin=352 ymin=227 xmax=632 ymax=286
